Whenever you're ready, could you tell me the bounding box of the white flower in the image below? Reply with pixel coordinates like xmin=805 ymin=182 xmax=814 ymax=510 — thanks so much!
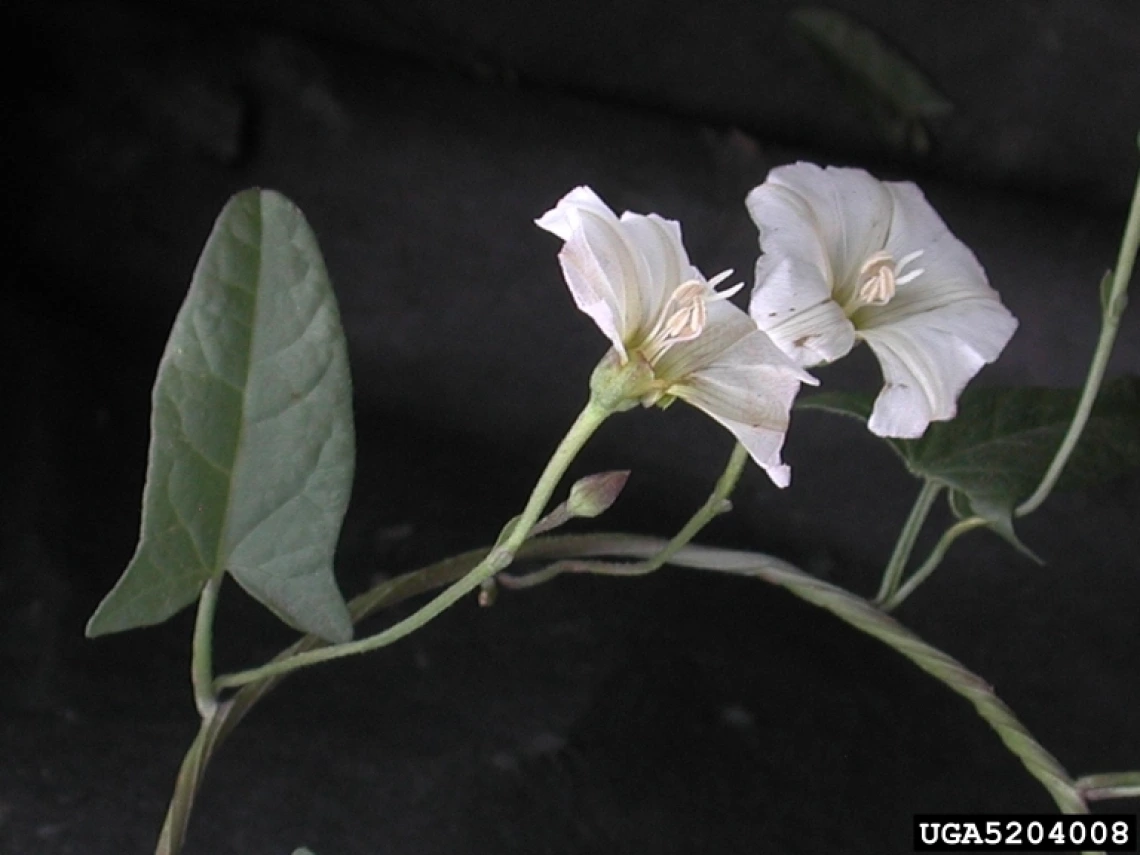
xmin=537 ymin=186 xmax=815 ymax=487
xmin=747 ymin=162 xmax=1018 ymax=439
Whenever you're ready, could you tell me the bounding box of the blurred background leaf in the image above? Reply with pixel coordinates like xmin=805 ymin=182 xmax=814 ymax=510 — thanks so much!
xmin=789 ymin=6 xmax=954 ymax=155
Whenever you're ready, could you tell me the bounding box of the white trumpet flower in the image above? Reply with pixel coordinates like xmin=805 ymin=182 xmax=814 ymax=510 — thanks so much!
xmin=538 ymin=186 xmax=815 ymax=487
xmin=748 ymin=163 xmax=1018 ymax=438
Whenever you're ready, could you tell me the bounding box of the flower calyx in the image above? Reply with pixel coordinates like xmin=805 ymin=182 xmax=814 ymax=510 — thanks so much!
xmin=589 ymin=348 xmax=658 ymax=413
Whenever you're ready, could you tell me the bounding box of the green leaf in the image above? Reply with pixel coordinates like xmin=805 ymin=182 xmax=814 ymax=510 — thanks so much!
xmin=87 ymin=189 xmax=355 ymax=642
xmin=798 ymin=377 xmax=1140 ymax=536
xmin=788 ymin=6 xmax=953 ymax=154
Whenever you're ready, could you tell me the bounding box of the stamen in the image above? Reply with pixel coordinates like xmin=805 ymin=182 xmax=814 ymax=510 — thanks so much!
xmin=859 ymin=251 xmax=895 ymax=276
xmin=857 ymin=253 xmax=897 ymax=306
xmin=658 ymin=281 xmax=707 ymax=342
xmin=642 ymin=279 xmax=713 ymax=362
xmin=853 ymin=248 xmax=925 ymax=308
xmin=639 ymin=271 xmax=745 ymax=364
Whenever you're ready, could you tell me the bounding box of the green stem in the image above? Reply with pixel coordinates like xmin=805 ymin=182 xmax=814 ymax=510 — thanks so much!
xmin=1076 ymin=771 xmax=1140 ymax=801
xmin=555 ymin=533 xmax=1089 ymax=817
xmin=876 ymin=480 xmax=942 ymax=604
xmin=881 ymin=517 xmax=988 ymax=611
xmin=156 ymin=714 xmax=217 ymax=855
xmin=191 ymin=575 xmax=222 ymax=718
xmin=1017 ymin=160 xmax=1140 ymax=517
xmin=214 ymin=399 xmax=610 ymax=692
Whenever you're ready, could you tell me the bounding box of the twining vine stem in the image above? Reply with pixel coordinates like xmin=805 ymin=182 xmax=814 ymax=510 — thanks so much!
xmin=163 ymin=527 xmax=1139 ymax=855
xmin=556 ymin=534 xmax=1092 ymax=819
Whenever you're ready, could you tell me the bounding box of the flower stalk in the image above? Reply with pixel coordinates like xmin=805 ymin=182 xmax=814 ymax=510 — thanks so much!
xmin=875 ymin=479 xmax=942 ymax=604
xmin=881 ymin=516 xmax=988 ymax=611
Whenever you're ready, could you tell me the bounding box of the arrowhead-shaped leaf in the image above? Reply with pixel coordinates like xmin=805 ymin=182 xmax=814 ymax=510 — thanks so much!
xmin=798 ymin=377 xmax=1140 ymax=535
xmin=87 ymin=189 xmax=354 ymax=642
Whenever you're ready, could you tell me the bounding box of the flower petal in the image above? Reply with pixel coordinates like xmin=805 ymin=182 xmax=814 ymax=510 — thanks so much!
xmin=750 ymin=163 xmax=893 ymax=299
xmin=554 ymin=227 xmax=628 ymax=358
xmin=749 ymin=164 xmax=1018 ymax=439
xmin=537 ymin=187 xmax=642 ymax=357
xmin=534 ymin=186 xmax=613 ymax=241
xmin=619 ymin=212 xmax=700 ymax=329
xmin=655 ymin=294 xmax=755 ymax=380
xmin=860 ymin=323 xmax=989 ymax=438
xmin=858 ymin=182 xmax=1009 ymax=332
xmin=852 ymin=181 xmax=1018 ymax=437
xmin=747 ymin=163 xmax=890 ymax=364
xmin=671 ymin=330 xmax=816 ymax=487
xmin=863 ymin=185 xmax=1020 ymax=367
xmin=749 ymin=256 xmax=857 ymax=366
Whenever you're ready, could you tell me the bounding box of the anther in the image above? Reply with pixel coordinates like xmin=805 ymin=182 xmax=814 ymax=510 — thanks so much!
xmin=854 ymin=249 xmax=924 ymax=307
xmin=641 ymin=273 xmax=743 ymax=363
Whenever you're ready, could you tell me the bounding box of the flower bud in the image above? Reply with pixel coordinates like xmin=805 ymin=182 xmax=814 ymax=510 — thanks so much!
xmin=566 ymin=470 xmax=630 ymax=519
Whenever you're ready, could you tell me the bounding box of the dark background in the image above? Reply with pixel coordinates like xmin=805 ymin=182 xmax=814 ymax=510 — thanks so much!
xmin=2 ymin=2 xmax=1139 ymax=853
